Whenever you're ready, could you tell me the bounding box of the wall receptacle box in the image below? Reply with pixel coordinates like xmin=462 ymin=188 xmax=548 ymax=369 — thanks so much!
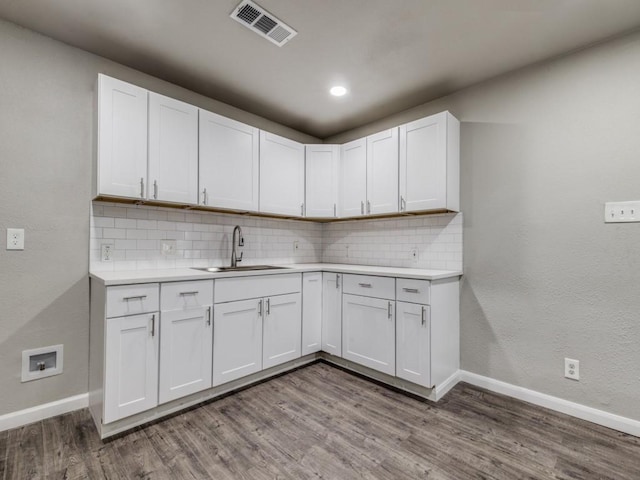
xmin=21 ymin=345 xmax=64 ymax=382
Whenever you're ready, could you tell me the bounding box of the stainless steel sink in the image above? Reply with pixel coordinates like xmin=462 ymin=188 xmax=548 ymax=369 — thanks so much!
xmin=192 ymin=265 xmax=291 ymax=273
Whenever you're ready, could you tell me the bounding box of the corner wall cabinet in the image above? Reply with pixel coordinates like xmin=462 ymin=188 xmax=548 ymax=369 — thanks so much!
xmin=95 ymin=74 xmax=460 ymax=220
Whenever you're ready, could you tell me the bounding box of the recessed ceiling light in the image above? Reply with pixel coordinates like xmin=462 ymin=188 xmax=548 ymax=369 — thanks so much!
xmin=330 ymin=86 xmax=348 ymax=97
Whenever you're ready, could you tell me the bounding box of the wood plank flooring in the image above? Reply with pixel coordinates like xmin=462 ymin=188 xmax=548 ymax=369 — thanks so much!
xmin=2 ymin=362 xmax=640 ymax=479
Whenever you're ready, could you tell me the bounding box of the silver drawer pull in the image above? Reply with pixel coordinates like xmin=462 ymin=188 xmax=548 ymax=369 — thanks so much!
xmin=151 ymin=314 xmax=156 ymax=337
xmin=123 ymin=295 xmax=147 ymax=301
xmin=179 ymin=291 xmax=199 ymax=296
xmin=402 ymin=288 xmax=419 ymax=294
xmin=421 ymin=306 xmax=427 ymax=326
xmin=358 ymin=283 xmax=372 ymax=288
xmin=388 ymin=301 xmax=393 ymax=319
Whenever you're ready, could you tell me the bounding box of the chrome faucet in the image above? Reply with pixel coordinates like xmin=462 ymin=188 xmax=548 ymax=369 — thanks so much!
xmin=231 ymin=225 xmax=244 ymax=267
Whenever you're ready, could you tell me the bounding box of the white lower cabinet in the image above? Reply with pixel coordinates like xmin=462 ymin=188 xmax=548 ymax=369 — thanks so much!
xmin=159 ymin=280 xmax=214 ymax=404
xmin=342 ymin=294 xmax=395 ymax=376
xmin=396 ymin=301 xmax=431 ymax=387
xmin=263 ymin=293 xmax=302 ymax=369
xmin=104 ymin=312 xmax=159 ymax=424
xmin=212 ymin=298 xmax=263 ymax=386
xmin=322 ymin=272 xmax=342 ymax=356
xmin=302 ymin=272 xmax=322 ymax=355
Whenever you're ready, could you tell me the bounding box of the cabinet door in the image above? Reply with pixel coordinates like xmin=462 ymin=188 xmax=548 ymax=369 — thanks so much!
xmin=366 ymin=128 xmax=399 ymax=215
xmin=396 ymin=301 xmax=431 ymax=387
xmin=259 ymin=132 xmax=305 ymax=216
xmin=159 ymin=306 xmax=213 ymax=404
xmin=212 ymin=299 xmax=263 ymax=386
xmin=305 ymin=145 xmax=339 ymax=218
xmin=199 ymin=110 xmax=259 ymax=210
xmin=399 ymin=112 xmax=447 ymax=212
xmin=104 ymin=312 xmax=158 ymax=423
xmin=148 ymin=92 xmax=199 ymax=204
xmin=302 ymin=272 xmax=322 ymax=355
xmin=322 ymin=272 xmax=342 ymax=356
xmin=342 ymin=294 xmax=395 ymax=375
xmin=263 ymin=293 xmax=302 ymax=369
xmin=97 ymin=75 xmax=148 ymax=199
xmin=339 ymin=138 xmax=367 ymax=217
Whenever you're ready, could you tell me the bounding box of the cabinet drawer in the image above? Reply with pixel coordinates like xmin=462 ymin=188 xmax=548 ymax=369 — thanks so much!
xmin=214 ymin=273 xmax=301 ymax=303
xmin=106 ymin=283 xmax=159 ymax=318
xmin=396 ymin=278 xmax=430 ymax=305
xmin=342 ymin=274 xmax=395 ymax=300
xmin=161 ymin=280 xmax=214 ymax=311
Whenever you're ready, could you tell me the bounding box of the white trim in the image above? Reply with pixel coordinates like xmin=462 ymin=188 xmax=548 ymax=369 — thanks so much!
xmin=459 ymin=370 xmax=640 ymax=438
xmin=432 ymin=370 xmax=460 ymax=401
xmin=0 ymin=393 xmax=88 ymax=432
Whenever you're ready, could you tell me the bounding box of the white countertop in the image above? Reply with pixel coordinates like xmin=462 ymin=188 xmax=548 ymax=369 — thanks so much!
xmin=89 ymin=263 xmax=462 ymax=286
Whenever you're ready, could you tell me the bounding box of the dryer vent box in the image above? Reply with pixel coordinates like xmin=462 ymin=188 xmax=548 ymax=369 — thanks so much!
xmin=22 ymin=345 xmax=63 ymax=382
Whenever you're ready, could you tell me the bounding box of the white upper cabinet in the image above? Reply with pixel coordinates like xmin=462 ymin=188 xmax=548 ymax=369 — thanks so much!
xmin=148 ymin=93 xmax=199 ymax=204
xmin=199 ymin=110 xmax=259 ymax=211
xmin=259 ymin=132 xmax=305 ymax=216
xmin=366 ymin=127 xmax=399 ymax=215
xmin=97 ymin=74 xmax=148 ymax=199
xmin=339 ymin=138 xmax=367 ymax=217
xmin=399 ymin=111 xmax=460 ymax=212
xmin=305 ymin=145 xmax=340 ymax=218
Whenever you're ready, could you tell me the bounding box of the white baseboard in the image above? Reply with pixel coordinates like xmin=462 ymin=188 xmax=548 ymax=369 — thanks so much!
xmin=459 ymin=370 xmax=640 ymax=438
xmin=432 ymin=370 xmax=461 ymax=401
xmin=0 ymin=393 xmax=89 ymax=432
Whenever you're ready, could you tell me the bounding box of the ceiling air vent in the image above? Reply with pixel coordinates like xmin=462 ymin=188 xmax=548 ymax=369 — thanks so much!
xmin=231 ymin=0 xmax=298 ymax=47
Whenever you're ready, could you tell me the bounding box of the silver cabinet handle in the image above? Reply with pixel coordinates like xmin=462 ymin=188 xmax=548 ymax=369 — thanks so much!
xmin=140 ymin=177 xmax=144 ymax=198
xmin=179 ymin=291 xmax=199 ymax=296
xmin=123 ymin=295 xmax=147 ymax=301
xmin=336 ymin=274 xmax=340 ymax=289
xmin=202 ymin=188 xmax=208 ymax=205
xmin=358 ymin=283 xmax=372 ymax=288
xmin=388 ymin=301 xmax=393 ymax=319
xmin=301 ymin=203 xmax=304 ymax=216
xmin=367 ymin=200 xmax=371 ymax=214
xmin=361 ymin=201 xmax=364 ymax=215
xmin=334 ymin=203 xmax=337 ymax=218
xmin=402 ymin=288 xmax=419 ymax=294
xmin=266 ymin=298 xmax=271 ymax=315
xmin=258 ymin=299 xmax=263 ymax=317
xmin=206 ymin=306 xmax=212 ymax=326
xmin=151 ymin=314 xmax=155 ymax=337
xmin=421 ymin=306 xmax=426 ymax=326
xmin=400 ymin=196 xmax=406 ymax=211
xmin=153 ymin=180 xmax=158 ymax=199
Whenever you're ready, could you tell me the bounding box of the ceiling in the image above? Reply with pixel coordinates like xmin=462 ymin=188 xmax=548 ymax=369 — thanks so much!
xmin=2 ymin=0 xmax=640 ymax=138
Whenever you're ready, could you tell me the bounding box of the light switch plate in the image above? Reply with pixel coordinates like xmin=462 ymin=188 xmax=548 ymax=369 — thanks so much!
xmin=604 ymin=201 xmax=640 ymax=223
xmin=7 ymin=228 xmax=25 ymax=250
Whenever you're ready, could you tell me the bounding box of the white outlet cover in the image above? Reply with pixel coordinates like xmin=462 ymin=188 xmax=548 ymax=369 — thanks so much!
xmin=604 ymin=201 xmax=640 ymax=223
xmin=565 ymin=358 xmax=580 ymax=381
xmin=161 ymin=240 xmax=177 ymax=256
xmin=101 ymin=243 xmax=113 ymax=262
xmin=6 ymin=228 xmax=24 ymax=250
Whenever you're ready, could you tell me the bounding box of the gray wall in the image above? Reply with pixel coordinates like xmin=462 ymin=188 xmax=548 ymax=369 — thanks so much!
xmin=327 ymin=33 xmax=640 ymax=420
xmin=0 ymin=18 xmax=318 ymax=416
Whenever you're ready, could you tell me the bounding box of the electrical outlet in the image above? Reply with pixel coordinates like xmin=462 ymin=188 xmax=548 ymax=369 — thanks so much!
xmin=6 ymin=228 xmax=24 ymax=250
xmin=410 ymin=246 xmax=418 ymax=263
xmin=565 ymin=358 xmax=580 ymax=381
xmin=346 ymin=245 xmax=350 ymax=258
xmin=604 ymin=201 xmax=640 ymax=223
xmin=161 ymin=240 xmax=176 ymax=256
xmin=293 ymin=240 xmax=299 ymax=252
xmin=101 ymin=243 xmax=113 ymax=262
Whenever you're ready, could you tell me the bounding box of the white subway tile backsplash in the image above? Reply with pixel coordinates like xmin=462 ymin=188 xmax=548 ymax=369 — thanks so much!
xmin=90 ymin=203 xmax=462 ymax=272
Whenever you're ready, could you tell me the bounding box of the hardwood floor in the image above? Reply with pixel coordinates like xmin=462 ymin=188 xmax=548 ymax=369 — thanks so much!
xmin=2 ymin=362 xmax=640 ymax=479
